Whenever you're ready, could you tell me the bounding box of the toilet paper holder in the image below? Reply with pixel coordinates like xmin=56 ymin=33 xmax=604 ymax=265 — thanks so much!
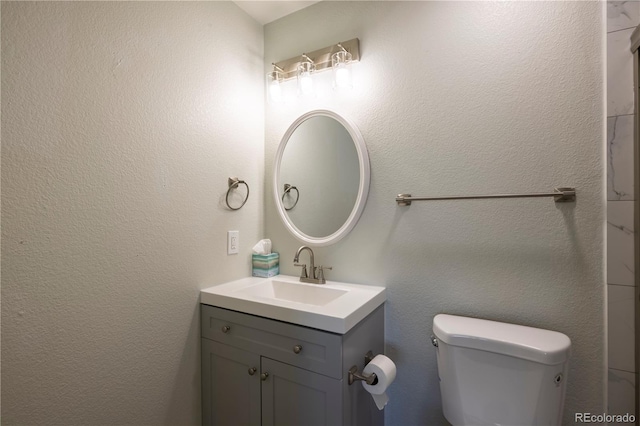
xmin=348 ymin=350 xmax=378 ymax=386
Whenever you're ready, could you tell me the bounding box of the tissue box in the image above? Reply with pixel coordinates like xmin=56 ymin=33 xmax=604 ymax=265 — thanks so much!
xmin=252 ymin=253 xmax=279 ymax=278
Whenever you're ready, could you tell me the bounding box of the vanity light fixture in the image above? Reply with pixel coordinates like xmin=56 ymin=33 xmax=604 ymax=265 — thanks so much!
xmin=332 ymin=43 xmax=353 ymax=89
xmin=297 ymin=54 xmax=315 ymax=96
xmin=268 ymin=38 xmax=360 ymax=97
xmin=266 ymin=63 xmax=284 ymax=104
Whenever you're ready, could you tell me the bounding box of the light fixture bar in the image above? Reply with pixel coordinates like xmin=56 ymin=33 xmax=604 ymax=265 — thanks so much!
xmin=273 ymin=38 xmax=360 ymax=81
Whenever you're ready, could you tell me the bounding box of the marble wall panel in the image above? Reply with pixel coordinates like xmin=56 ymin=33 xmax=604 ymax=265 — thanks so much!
xmin=607 ymin=202 xmax=636 ymax=286
xmin=608 ymin=115 xmax=635 ymax=200
xmin=608 ymin=29 xmax=635 ymax=116
xmin=608 ymin=369 xmax=637 ymax=415
xmin=608 ymin=1 xmax=640 ymax=33
xmin=608 ymin=284 xmax=637 ymax=372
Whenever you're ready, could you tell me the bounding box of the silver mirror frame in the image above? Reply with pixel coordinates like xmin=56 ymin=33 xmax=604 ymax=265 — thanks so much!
xmin=273 ymin=110 xmax=370 ymax=246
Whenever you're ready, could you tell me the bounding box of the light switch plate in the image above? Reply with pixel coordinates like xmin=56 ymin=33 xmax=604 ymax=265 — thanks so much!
xmin=227 ymin=231 xmax=239 ymax=255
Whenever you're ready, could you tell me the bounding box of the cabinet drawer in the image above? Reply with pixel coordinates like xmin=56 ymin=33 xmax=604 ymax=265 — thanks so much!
xmin=201 ymin=305 xmax=342 ymax=379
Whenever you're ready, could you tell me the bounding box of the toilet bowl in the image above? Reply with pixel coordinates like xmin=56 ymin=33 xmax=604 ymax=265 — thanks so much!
xmin=432 ymin=314 xmax=571 ymax=426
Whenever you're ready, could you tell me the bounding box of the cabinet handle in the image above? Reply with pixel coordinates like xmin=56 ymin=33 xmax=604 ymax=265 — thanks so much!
xmin=221 ymin=325 xmax=231 ymax=333
xmin=260 ymin=372 xmax=269 ymax=381
xmin=293 ymin=345 xmax=303 ymax=354
xmin=248 ymin=367 xmax=257 ymax=376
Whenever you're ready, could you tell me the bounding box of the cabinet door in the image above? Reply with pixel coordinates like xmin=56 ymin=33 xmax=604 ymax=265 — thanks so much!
xmin=201 ymin=339 xmax=261 ymax=426
xmin=261 ymin=357 xmax=343 ymax=426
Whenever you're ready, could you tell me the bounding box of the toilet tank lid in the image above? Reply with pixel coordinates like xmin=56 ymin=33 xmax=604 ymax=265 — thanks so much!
xmin=433 ymin=314 xmax=571 ymax=365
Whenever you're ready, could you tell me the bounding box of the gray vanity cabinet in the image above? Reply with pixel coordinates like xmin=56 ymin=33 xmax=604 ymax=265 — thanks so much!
xmin=201 ymin=304 xmax=384 ymax=426
xmin=261 ymin=357 xmax=342 ymax=426
xmin=201 ymin=339 xmax=261 ymax=425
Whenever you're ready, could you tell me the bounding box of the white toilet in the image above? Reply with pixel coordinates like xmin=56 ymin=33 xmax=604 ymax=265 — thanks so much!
xmin=432 ymin=314 xmax=571 ymax=426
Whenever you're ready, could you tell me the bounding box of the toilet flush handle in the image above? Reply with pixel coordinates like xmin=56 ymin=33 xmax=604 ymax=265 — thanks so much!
xmin=430 ymin=335 xmax=438 ymax=347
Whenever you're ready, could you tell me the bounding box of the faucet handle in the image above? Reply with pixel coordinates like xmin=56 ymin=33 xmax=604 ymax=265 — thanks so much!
xmin=294 ymin=263 xmax=308 ymax=279
xmin=316 ymin=265 xmax=332 ymax=283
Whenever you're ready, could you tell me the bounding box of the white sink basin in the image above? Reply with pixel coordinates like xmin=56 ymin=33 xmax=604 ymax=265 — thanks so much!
xmin=236 ymin=279 xmax=348 ymax=306
xmin=200 ymin=275 xmax=386 ymax=334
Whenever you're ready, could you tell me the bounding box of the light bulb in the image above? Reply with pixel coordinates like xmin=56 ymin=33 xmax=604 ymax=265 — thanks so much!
xmin=266 ymin=67 xmax=284 ymax=104
xmin=335 ymin=66 xmax=350 ymax=88
xmin=331 ymin=48 xmax=353 ymax=90
xmin=300 ymin=72 xmax=313 ymax=95
xmin=297 ymin=56 xmax=315 ymax=97
xmin=269 ymin=80 xmax=282 ymax=103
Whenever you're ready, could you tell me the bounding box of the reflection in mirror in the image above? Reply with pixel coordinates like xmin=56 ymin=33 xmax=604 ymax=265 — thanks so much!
xmin=282 ymin=184 xmax=299 ymax=211
xmin=274 ymin=110 xmax=370 ymax=246
xmin=279 ymin=116 xmax=359 ymax=237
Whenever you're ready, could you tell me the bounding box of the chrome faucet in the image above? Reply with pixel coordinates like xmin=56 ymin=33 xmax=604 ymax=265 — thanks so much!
xmin=293 ymin=246 xmax=332 ymax=284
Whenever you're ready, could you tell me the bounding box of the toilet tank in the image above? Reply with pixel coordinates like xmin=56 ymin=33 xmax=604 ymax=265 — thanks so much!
xmin=433 ymin=314 xmax=571 ymax=426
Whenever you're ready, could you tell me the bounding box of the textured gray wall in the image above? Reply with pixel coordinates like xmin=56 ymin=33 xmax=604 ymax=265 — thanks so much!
xmin=265 ymin=2 xmax=605 ymax=424
xmin=1 ymin=2 xmax=607 ymax=424
xmin=1 ymin=2 xmax=264 ymax=424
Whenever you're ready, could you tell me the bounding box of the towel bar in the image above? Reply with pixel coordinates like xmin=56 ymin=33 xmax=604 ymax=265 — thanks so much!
xmin=395 ymin=187 xmax=576 ymax=206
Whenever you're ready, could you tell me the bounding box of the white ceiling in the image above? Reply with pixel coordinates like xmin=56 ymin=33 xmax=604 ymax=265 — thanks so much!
xmin=233 ymin=1 xmax=320 ymax=25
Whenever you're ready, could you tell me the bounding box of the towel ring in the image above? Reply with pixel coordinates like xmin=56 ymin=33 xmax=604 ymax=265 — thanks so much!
xmin=226 ymin=177 xmax=249 ymax=210
xmin=282 ymin=184 xmax=299 ymax=211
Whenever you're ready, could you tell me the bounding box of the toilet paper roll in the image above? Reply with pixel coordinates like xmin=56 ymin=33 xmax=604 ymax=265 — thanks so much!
xmin=361 ymin=354 xmax=396 ymax=410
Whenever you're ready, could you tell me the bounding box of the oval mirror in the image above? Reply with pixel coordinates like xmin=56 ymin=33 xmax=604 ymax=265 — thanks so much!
xmin=273 ymin=110 xmax=370 ymax=246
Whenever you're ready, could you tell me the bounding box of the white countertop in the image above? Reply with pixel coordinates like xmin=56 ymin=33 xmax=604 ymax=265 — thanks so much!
xmin=200 ymin=275 xmax=386 ymax=334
